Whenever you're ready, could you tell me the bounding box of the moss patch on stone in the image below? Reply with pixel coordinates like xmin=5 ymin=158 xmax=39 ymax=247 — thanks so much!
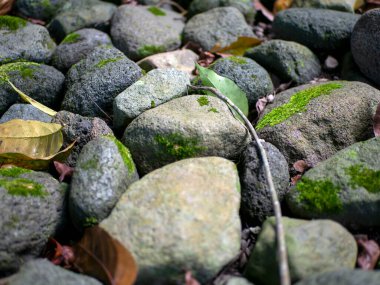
xmin=0 ymin=16 xmax=27 ymax=31
xmin=0 ymin=167 xmax=31 ymax=178
xmin=80 ymin=158 xmax=99 ymax=170
xmin=95 ymin=57 xmax=124 ymax=68
xmin=256 ymin=82 xmax=343 ymax=130
xmin=137 ymin=45 xmax=166 ymax=58
xmin=0 ymin=178 xmax=46 ymax=197
xmin=208 ymin=107 xmax=219 ymax=113
xmin=61 ymin=32 xmax=81 ymax=44
xmin=228 ymin=56 xmax=248 ymax=65
xmin=197 ymin=96 xmax=209 ymax=107
xmin=0 ymin=62 xmax=39 ymax=82
xmin=345 ymin=164 xmax=380 ymax=193
xmin=151 ymin=100 xmax=156 ymax=108
xmin=295 ymin=177 xmax=342 ymax=213
xmin=83 ymin=216 xmax=99 ymax=227
xmin=155 ymin=133 xmax=206 ymax=160
xmin=147 ymin=6 xmax=166 ymax=16
xmin=104 ymin=135 xmax=135 ymax=173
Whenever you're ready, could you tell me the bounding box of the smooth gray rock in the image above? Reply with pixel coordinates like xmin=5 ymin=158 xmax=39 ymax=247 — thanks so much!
xmin=61 ymin=45 xmax=142 ymax=118
xmin=0 ymin=16 xmax=56 ymax=64
xmin=210 ymin=56 xmax=274 ymax=107
xmin=69 ymin=136 xmax=139 ymax=230
xmin=245 ymin=40 xmax=321 ymax=84
xmin=273 ymin=8 xmax=360 ymax=52
xmin=51 ymin=28 xmax=112 ymax=72
xmin=256 ymin=81 xmax=380 ymax=167
xmin=111 ymin=5 xmax=185 ymax=61
xmin=101 ymin=157 xmax=241 ymax=284
xmin=291 ymin=0 xmax=357 ymax=12
xmin=244 ymin=217 xmax=357 ymax=285
xmin=351 ymin=9 xmax=380 ymax=86
xmin=294 ymin=269 xmax=380 ymax=285
xmin=52 ymin=111 xmax=113 ymax=167
xmin=240 ymin=141 xmax=289 ymax=224
xmin=122 ymin=95 xmax=250 ymax=174
xmin=287 ymin=137 xmax=380 ymax=228
xmin=48 ymin=0 xmax=117 ymax=42
xmin=221 ymin=276 xmax=254 ymax=285
xmin=184 ymin=7 xmax=255 ymax=51
xmin=0 ymin=62 xmax=65 ymax=115
xmin=15 ymin=0 xmax=67 ymax=21
xmin=341 ymin=52 xmax=374 ymax=85
xmin=113 ymin=68 xmax=190 ymax=130
xmin=0 ymin=104 xmax=52 ymax=123
xmin=0 ymin=168 xmax=67 ymax=274
xmin=6 ymin=259 xmax=101 ymax=285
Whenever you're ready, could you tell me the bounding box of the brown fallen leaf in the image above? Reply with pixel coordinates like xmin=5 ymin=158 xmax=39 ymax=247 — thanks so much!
xmin=253 ymin=0 xmax=274 ymax=21
xmin=293 ymin=160 xmax=311 ymax=174
xmin=73 ymin=226 xmax=138 ymax=285
xmin=197 ymin=50 xmax=215 ymax=68
xmin=355 ymin=235 xmax=380 ymax=270
xmin=43 ymin=238 xmax=75 ymax=269
xmin=210 ymin=36 xmax=262 ymax=56
xmin=54 ymin=161 xmax=74 ymax=182
xmin=0 ymin=0 xmax=15 ymax=15
xmin=291 ymin=174 xmax=302 ymax=185
xmin=273 ymin=0 xmax=293 ymax=14
xmin=185 ymin=271 xmax=201 ymax=285
xmin=374 ymin=102 xmax=380 ymax=137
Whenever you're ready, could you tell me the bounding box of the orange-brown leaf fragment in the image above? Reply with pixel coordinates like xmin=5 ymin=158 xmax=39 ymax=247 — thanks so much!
xmin=0 ymin=0 xmax=15 ymax=15
xmin=273 ymin=0 xmax=293 ymax=13
xmin=356 ymin=235 xmax=380 ymax=270
xmin=374 ymin=102 xmax=380 ymax=137
xmin=210 ymin=36 xmax=262 ymax=56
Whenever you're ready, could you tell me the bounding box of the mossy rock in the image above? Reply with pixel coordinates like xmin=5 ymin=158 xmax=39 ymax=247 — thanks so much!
xmin=291 ymin=0 xmax=357 ymax=12
xmin=287 ymin=137 xmax=380 ymax=228
xmin=15 ymin=0 xmax=67 ymax=22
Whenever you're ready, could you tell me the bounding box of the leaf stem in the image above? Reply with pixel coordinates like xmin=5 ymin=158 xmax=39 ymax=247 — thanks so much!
xmin=188 ymin=85 xmax=290 ymax=285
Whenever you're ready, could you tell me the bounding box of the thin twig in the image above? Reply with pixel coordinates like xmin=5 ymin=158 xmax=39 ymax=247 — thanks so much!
xmin=157 ymin=0 xmax=187 ymax=15
xmin=188 ymin=85 xmax=290 ymax=285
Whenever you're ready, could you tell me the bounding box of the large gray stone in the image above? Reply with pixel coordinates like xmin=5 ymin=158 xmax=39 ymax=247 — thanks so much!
xmin=351 ymin=9 xmax=380 ymax=86
xmin=0 ymin=62 xmax=65 ymax=115
xmin=341 ymin=52 xmax=374 ymax=85
xmin=6 ymin=259 xmax=101 ymax=285
xmin=183 ymin=7 xmax=255 ymax=51
xmin=273 ymin=8 xmax=360 ymax=52
xmin=256 ymin=81 xmax=380 ymax=167
xmin=239 ymin=141 xmax=289 ymax=224
xmin=113 ymin=68 xmax=190 ymax=130
xmin=287 ymin=137 xmax=380 ymax=228
xmin=70 ymin=136 xmax=139 ymax=230
xmin=291 ymin=0 xmax=357 ymax=12
xmin=245 ymin=40 xmax=321 ymax=84
xmin=0 ymin=168 xmax=67 ymax=274
xmin=51 ymin=28 xmax=112 ymax=72
xmin=122 ymin=95 xmax=250 ymax=174
xmin=52 ymin=110 xmax=113 ymax=167
xmin=0 ymin=16 xmax=56 ymax=64
xmin=61 ymin=45 xmax=142 ymax=118
xmin=210 ymin=56 xmax=274 ymax=107
xmin=101 ymin=157 xmax=241 ymax=284
xmin=244 ymin=217 xmax=357 ymax=285
xmin=111 ymin=5 xmax=185 ymax=61
xmin=0 ymin=104 xmax=52 ymax=123
xmin=15 ymin=0 xmax=67 ymax=21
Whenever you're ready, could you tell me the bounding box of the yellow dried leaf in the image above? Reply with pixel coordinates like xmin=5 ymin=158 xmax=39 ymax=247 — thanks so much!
xmin=210 ymin=36 xmax=262 ymax=56
xmin=274 ymin=0 xmax=293 ymax=13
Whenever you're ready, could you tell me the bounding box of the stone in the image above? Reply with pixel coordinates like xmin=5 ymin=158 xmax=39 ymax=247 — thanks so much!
xmin=51 ymin=28 xmax=112 ymax=72
xmin=273 ymin=8 xmax=360 ymax=52
xmin=0 ymin=16 xmax=56 ymax=64
xmin=341 ymin=52 xmax=374 ymax=85
xmin=122 ymin=95 xmax=250 ymax=174
xmin=351 ymin=9 xmax=380 ymax=86
xmin=244 ymin=217 xmax=357 ymax=285
xmin=6 ymin=259 xmax=101 ymax=285
xmin=210 ymin=56 xmax=274 ymax=107
xmin=0 ymin=168 xmax=67 ymax=274
xmin=0 ymin=62 xmax=65 ymax=115
xmin=183 ymin=7 xmax=255 ymax=51
xmin=0 ymin=104 xmax=52 ymax=123
xmin=286 ymin=137 xmax=380 ymax=228
xmin=100 ymin=157 xmax=241 ymax=284
xmin=15 ymin=0 xmax=67 ymax=21
xmin=294 ymin=269 xmax=380 ymax=285
xmin=48 ymin=0 xmax=117 ymax=42
xmin=239 ymin=141 xmax=289 ymax=224
xmin=111 ymin=5 xmax=185 ymax=61
xmin=113 ymin=68 xmax=190 ymax=130
xmin=69 ymin=136 xmax=139 ymax=230
xmin=61 ymin=45 xmax=142 ymax=118
xmin=221 ymin=276 xmax=254 ymax=285
xmin=245 ymin=40 xmax=321 ymax=84
xmin=291 ymin=0 xmax=358 ymax=12
xmin=52 ymin=111 xmax=113 ymax=167
xmin=137 ymin=49 xmax=199 ymax=78
xmin=256 ymin=81 xmax=380 ymax=167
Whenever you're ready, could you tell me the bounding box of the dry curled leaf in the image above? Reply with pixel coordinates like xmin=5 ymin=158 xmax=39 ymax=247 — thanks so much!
xmin=0 ymin=0 xmax=15 ymax=15
xmin=185 ymin=271 xmax=201 ymax=285
xmin=197 ymin=50 xmax=215 ymax=68
xmin=43 ymin=238 xmax=75 ymax=269
xmin=355 ymin=235 xmax=380 ymax=270
xmin=374 ymin=102 xmax=380 ymax=137
xmin=54 ymin=161 xmax=74 ymax=182
xmin=210 ymin=36 xmax=262 ymax=56
xmin=253 ymin=0 xmax=274 ymax=21
xmin=291 ymin=174 xmax=302 ymax=185
xmin=273 ymin=0 xmax=293 ymax=13
xmin=293 ymin=160 xmax=311 ymax=173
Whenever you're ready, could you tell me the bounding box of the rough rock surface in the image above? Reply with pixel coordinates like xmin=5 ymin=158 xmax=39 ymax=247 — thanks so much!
xmin=0 ymin=104 xmax=52 ymax=123
xmin=291 ymin=0 xmax=357 ymax=12
xmin=15 ymin=0 xmax=67 ymax=21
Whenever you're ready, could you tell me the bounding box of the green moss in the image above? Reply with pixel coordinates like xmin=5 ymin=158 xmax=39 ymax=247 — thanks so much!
xmin=104 ymin=135 xmax=135 ymax=173
xmin=256 ymin=82 xmax=343 ymax=130
xmin=155 ymin=133 xmax=206 ymax=160
xmin=0 ymin=167 xmax=31 ymax=178
xmin=345 ymin=164 xmax=380 ymax=193
xmin=151 ymin=100 xmax=156 ymax=108
xmin=197 ymin=96 xmax=209 ymax=107
xmin=83 ymin=217 xmax=98 ymax=227
xmin=295 ymin=177 xmax=342 ymax=213
xmin=208 ymin=107 xmax=219 ymax=113
xmin=61 ymin=32 xmax=81 ymax=44
xmin=95 ymin=57 xmax=124 ymax=68
xmin=137 ymin=45 xmax=166 ymax=58
xmin=80 ymin=158 xmax=99 ymax=170
xmin=0 ymin=178 xmax=46 ymax=197
xmin=0 ymin=16 xmax=27 ymax=31
xmin=228 ymin=56 xmax=248 ymax=65
xmin=147 ymin=6 xmax=166 ymax=16
xmin=0 ymin=62 xmax=39 ymax=82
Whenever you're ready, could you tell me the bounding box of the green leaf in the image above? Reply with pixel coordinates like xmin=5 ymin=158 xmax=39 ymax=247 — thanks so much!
xmin=196 ymin=63 xmax=249 ymax=122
